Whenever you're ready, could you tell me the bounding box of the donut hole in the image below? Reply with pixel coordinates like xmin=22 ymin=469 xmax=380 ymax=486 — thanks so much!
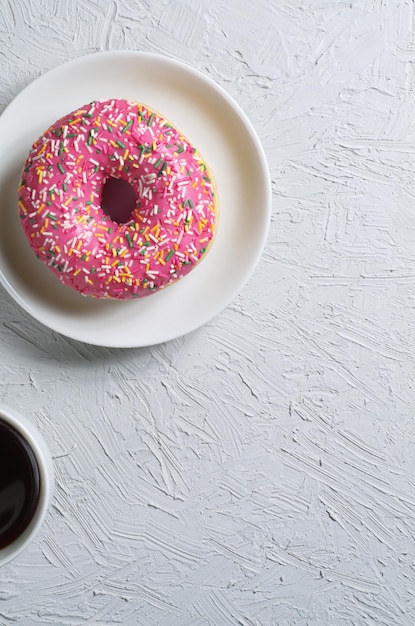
xmin=101 ymin=176 xmax=138 ymax=224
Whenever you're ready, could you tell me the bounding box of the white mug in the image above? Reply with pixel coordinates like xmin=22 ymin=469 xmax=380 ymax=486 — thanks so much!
xmin=0 ymin=405 xmax=54 ymax=566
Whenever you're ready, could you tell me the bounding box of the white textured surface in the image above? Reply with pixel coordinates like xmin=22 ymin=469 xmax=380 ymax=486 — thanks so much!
xmin=1 ymin=1 xmax=415 ymax=624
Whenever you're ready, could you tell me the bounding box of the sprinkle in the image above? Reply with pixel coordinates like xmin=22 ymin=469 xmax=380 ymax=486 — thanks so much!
xmin=165 ymin=250 xmax=174 ymax=261
xmin=157 ymin=161 xmax=167 ymax=177
xmin=122 ymin=119 xmax=133 ymax=133
xmin=125 ymin=233 xmax=133 ymax=248
xmin=147 ymin=112 xmax=155 ymax=126
xmin=116 ymin=140 xmax=126 ymax=149
xmin=57 ymin=162 xmax=65 ymax=174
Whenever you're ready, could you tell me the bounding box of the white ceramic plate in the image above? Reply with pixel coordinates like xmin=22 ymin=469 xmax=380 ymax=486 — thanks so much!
xmin=0 ymin=51 xmax=271 ymax=347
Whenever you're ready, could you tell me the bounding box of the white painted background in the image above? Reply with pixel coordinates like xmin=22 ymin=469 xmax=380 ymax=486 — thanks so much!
xmin=1 ymin=1 xmax=415 ymax=624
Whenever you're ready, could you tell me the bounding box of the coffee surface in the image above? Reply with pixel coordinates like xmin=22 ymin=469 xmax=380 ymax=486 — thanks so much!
xmin=0 ymin=422 xmax=41 ymax=549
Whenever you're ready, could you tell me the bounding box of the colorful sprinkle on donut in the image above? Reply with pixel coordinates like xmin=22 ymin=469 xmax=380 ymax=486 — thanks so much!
xmin=18 ymin=99 xmax=218 ymax=299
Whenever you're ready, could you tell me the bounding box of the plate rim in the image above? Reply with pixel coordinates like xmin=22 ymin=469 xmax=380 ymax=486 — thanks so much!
xmin=0 ymin=50 xmax=271 ymax=347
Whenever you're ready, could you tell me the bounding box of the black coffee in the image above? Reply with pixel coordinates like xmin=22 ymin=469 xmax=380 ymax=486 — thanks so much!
xmin=0 ymin=422 xmax=41 ymax=549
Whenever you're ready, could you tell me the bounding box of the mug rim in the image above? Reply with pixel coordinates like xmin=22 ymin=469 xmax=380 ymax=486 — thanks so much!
xmin=0 ymin=404 xmax=54 ymax=566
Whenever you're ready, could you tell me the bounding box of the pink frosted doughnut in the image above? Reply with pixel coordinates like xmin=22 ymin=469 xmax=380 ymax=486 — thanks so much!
xmin=18 ymin=99 xmax=218 ymax=299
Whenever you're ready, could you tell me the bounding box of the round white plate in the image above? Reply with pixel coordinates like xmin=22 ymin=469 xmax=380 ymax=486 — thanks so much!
xmin=0 ymin=51 xmax=271 ymax=347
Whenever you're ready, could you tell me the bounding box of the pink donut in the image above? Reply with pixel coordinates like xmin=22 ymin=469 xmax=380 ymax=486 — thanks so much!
xmin=18 ymin=99 xmax=218 ymax=299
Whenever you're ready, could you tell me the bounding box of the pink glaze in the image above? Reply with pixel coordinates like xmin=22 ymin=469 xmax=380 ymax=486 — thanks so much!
xmin=18 ymin=99 xmax=217 ymax=299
